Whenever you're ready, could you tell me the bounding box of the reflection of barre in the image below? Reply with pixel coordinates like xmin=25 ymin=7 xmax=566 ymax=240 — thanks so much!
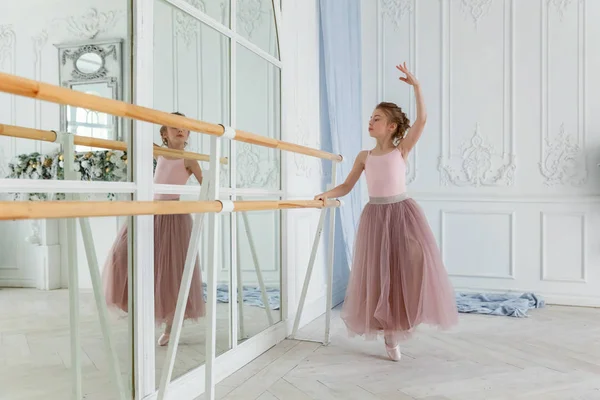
xmin=158 ymin=179 xmax=211 ymax=400
xmin=0 ymin=199 xmax=341 ymax=220
xmin=235 ymin=244 xmax=246 ymax=340
xmin=236 ymin=199 xmax=275 ymax=329
xmin=58 ymin=132 xmax=128 ymax=400
xmin=0 ymin=72 xmax=342 ymax=162
xmin=0 ymin=123 xmax=229 ymax=164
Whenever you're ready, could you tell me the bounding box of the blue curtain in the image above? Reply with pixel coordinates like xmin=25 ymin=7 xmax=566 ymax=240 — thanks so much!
xmin=319 ymin=0 xmax=363 ymax=305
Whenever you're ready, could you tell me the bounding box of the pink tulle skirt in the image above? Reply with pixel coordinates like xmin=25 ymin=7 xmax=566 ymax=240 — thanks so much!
xmin=102 ymin=214 xmax=206 ymax=325
xmin=341 ymin=195 xmax=458 ymax=341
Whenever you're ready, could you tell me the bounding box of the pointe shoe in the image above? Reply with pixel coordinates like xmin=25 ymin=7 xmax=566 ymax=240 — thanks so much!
xmin=158 ymin=333 xmax=170 ymax=346
xmin=385 ymin=343 xmax=401 ymax=361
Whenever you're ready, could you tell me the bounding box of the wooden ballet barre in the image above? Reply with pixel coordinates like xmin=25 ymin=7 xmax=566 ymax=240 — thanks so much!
xmin=0 ymin=123 xmax=228 ymax=164
xmin=0 ymin=72 xmax=343 ymax=162
xmin=0 ymin=199 xmax=341 ymax=221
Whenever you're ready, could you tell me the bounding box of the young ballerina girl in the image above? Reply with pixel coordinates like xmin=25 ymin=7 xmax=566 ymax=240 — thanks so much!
xmin=103 ymin=111 xmax=206 ymax=346
xmin=315 ymin=63 xmax=458 ymax=361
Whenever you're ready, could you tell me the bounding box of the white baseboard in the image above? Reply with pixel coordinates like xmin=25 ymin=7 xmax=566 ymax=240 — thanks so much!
xmin=541 ymin=293 xmax=600 ymax=308
xmin=0 ymin=278 xmax=36 ymax=288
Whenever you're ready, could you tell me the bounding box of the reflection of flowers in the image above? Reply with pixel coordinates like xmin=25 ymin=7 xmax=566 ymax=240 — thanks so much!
xmin=236 ymin=143 xmax=279 ymax=189
xmin=7 ymin=149 xmax=129 ymax=200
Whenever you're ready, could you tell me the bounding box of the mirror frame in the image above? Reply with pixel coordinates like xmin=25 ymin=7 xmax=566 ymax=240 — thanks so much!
xmin=55 ymin=39 xmax=124 ymax=140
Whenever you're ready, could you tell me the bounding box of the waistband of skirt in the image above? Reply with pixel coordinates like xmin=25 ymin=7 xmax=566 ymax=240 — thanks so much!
xmin=368 ymin=193 xmax=410 ymax=205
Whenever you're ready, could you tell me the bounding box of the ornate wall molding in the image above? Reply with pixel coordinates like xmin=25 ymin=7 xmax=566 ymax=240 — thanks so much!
xmin=548 ymin=0 xmax=574 ymax=21
xmin=380 ymin=0 xmax=413 ymax=30
xmin=54 ymin=8 xmax=125 ymax=40
xmin=377 ymin=0 xmax=418 ymax=184
xmin=293 ymin=118 xmax=322 ymax=178
xmin=238 ymin=0 xmax=266 ymax=38
xmin=30 ymin=7 xmax=123 ymax=146
xmin=440 ymin=124 xmax=515 ymax=186
xmin=32 ymin=30 xmax=48 ymax=64
xmin=32 ymin=29 xmax=48 ymax=145
xmin=439 ymin=0 xmax=516 ymax=187
xmin=174 ymin=0 xmax=206 ymax=48
xmin=540 ymin=0 xmax=587 ymax=186
xmin=236 ymin=143 xmax=279 ymax=188
xmin=539 ymin=123 xmax=586 ymax=186
xmin=460 ymin=0 xmax=494 ymax=28
xmin=0 ymin=24 xmax=16 ymax=69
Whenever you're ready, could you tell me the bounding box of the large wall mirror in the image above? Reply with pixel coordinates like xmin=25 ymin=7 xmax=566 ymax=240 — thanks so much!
xmin=0 ymin=3 xmax=133 ymax=399
xmin=56 ymin=39 xmax=124 ymax=150
xmin=150 ymin=0 xmax=282 ymax=393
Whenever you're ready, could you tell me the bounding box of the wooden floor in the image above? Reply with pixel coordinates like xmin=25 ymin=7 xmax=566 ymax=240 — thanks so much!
xmin=0 ymin=288 xmax=276 ymax=400
xmin=199 ymin=304 xmax=600 ymax=400
xmin=3 ymin=287 xmax=600 ymax=399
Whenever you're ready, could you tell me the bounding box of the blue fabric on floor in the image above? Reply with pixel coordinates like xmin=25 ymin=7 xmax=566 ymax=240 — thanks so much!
xmin=201 ymin=286 xmax=543 ymax=317
xmin=202 ymin=284 xmax=280 ymax=310
xmin=456 ymin=292 xmax=544 ymax=317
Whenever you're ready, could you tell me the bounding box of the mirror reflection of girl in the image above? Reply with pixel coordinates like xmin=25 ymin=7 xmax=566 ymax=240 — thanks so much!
xmin=103 ymin=111 xmax=206 ymax=346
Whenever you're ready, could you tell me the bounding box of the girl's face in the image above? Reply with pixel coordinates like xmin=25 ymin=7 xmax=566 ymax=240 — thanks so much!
xmin=162 ymin=126 xmax=190 ymax=148
xmin=368 ymin=108 xmax=395 ymax=140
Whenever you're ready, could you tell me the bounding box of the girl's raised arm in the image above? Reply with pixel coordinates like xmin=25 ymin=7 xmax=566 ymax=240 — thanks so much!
xmin=396 ymin=62 xmax=427 ymax=156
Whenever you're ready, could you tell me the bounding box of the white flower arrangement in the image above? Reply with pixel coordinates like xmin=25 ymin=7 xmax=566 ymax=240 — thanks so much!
xmin=6 ymin=149 xmax=141 ymax=201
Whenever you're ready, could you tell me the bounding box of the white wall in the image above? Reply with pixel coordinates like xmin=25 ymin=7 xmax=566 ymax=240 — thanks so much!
xmin=361 ymin=0 xmax=600 ymax=306
xmin=0 ymin=0 xmax=129 ymax=289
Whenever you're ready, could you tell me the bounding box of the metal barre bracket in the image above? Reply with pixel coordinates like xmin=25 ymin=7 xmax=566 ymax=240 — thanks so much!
xmin=218 ymin=200 xmax=234 ymax=213
xmin=53 ymin=131 xmax=69 ymax=144
xmin=220 ymin=125 xmax=236 ymax=140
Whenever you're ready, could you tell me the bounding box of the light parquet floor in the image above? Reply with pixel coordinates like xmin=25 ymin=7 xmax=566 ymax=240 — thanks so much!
xmin=0 ymin=288 xmax=275 ymax=400
xmin=197 ymin=304 xmax=600 ymax=400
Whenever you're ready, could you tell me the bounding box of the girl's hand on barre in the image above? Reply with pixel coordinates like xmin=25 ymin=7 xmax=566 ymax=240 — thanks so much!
xmin=314 ymin=193 xmax=328 ymax=203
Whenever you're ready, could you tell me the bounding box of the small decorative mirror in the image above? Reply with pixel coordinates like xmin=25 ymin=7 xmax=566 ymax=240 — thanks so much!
xmin=75 ymin=52 xmax=103 ymax=74
xmin=56 ymin=40 xmax=123 ymax=146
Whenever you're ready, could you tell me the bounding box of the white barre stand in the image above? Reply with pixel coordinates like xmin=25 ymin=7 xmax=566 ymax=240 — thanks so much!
xmin=57 ymin=132 xmax=128 ymax=400
xmin=156 ymin=174 xmax=210 ymax=400
xmin=156 ymin=127 xmax=342 ymax=400
xmin=289 ymin=162 xmax=339 ymax=345
xmin=156 ymin=135 xmax=224 ymax=400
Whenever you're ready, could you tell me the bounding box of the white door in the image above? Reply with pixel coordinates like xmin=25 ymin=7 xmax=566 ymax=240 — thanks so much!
xmin=0 ymin=220 xmax=37 ymax=287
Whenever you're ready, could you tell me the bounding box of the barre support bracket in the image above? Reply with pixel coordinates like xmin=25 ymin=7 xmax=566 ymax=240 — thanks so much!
xmin=218 ymin=200 xmax=234 ymax=213
xmin=219 ymin=125 xmax=237 ymax=140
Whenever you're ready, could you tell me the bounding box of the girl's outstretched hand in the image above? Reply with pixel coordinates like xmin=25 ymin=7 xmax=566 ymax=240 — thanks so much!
xmin=396 ymin=62 xmax=419 ymax=86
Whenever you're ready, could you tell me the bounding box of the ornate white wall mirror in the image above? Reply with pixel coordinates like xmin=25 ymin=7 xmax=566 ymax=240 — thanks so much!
xmin=56 ymin=39 xmax=124 ymax=148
